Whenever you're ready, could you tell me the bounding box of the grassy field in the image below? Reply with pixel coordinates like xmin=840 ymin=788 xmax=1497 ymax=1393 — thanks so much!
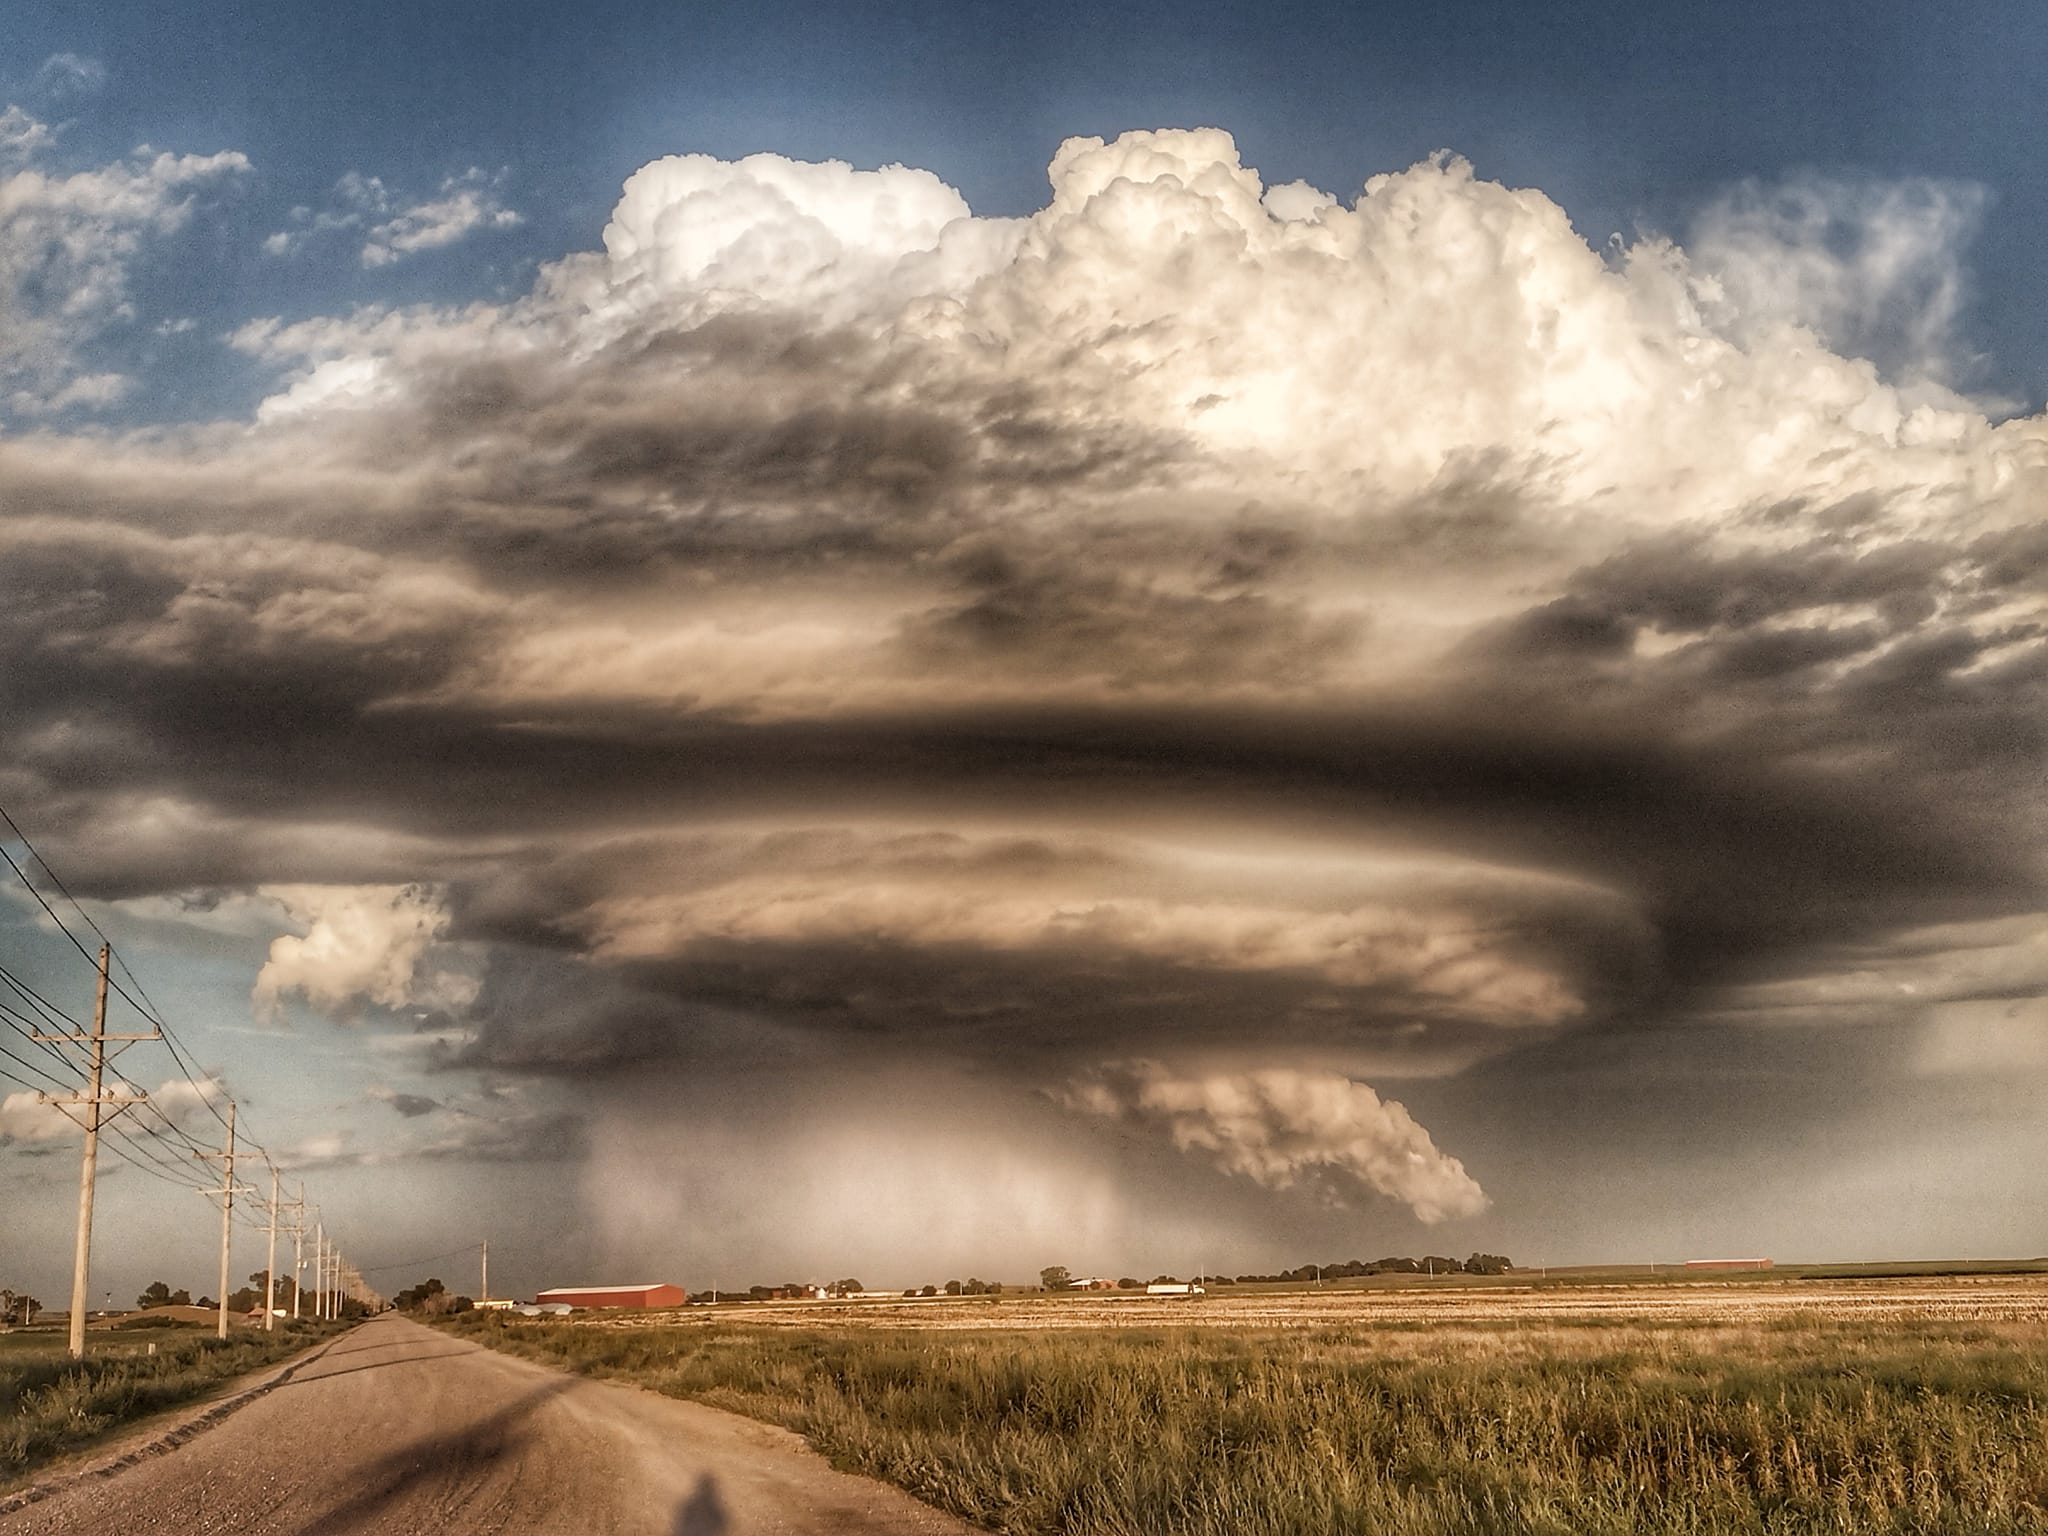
xmin=446 ymin=1279 xmax=2048 ymax=1534
xmin=0 ymin=1319 xmax=337 ymax=1486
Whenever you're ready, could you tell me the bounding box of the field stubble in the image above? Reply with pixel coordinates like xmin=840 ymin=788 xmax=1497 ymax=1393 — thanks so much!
xmin=447 ymin=1276 xmax=2048 ymax=1535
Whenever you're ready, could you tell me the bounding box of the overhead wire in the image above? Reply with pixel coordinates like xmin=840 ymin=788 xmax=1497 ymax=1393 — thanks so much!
xmin=0 ymin=1035 xmax=76 ymax=1093
xmin=0 ymin=802 xmax=264 ymax=1158
xmin=0 ymin=804 xmax=333 ymax=1262
xmin=0 ymin=960 xmax=84 ymax=1035
xmin=0 ymin=1015 xmax=86 ymax=1089
xmin=355 ymin=1240 xmax=484 ymax=1276
xmin=103 ymin=1120 xmax=217 ymax=1193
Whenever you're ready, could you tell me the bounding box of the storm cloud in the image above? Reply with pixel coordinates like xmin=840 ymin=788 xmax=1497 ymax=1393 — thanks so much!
xmin=4 ymin=124 xmax=2045 ymax=1271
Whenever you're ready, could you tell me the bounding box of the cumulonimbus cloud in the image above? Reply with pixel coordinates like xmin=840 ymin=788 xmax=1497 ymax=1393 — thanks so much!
xmin=1 ymin=126 xmax=2044 ymax=1257
xmin=1058 ymin=1060 xmax=1490 ymax=1223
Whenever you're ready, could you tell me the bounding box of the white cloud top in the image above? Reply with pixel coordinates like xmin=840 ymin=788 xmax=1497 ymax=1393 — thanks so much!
xmin=253 ymin=884 xmax=478 ymax=1020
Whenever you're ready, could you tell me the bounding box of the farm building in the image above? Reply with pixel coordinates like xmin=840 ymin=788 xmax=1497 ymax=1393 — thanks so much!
xmin=534 ymin=1283 xmax=688 ymax=1309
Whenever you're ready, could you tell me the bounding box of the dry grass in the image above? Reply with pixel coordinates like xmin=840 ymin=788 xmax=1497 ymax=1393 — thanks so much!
xmin=447 ymin=1280 xmax=2048 ymax=1534
xmin=0 ymin=1321 xmax=335 ymax=1484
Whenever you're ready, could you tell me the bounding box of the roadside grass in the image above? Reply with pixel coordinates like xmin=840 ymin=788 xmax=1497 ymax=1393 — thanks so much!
xmin=0 ymin=1321 xmax=337 ymax=1485
xmin=444 ymin=1311 xmax=2048 ymax=1534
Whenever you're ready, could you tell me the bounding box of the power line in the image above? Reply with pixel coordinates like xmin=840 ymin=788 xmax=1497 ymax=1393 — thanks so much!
xmin=0 ymin=1060 xmax=48 ymax=1093
xmin=0 ymin=805 xmax=331 ymax=1310
xmin=102 ymin=1121 xmax=215 ymax=1193
xmin=0 ymin=808 xmax=166 ymax=1028
xmin=0 ymin=804 xmax=262 ymax=1158
xmin=0 ymin=1036 xmax=76 ymax=1093
xmin=355 ymin=1241 xmax=485 ymax=1275
xmin=0 ymin=960 xmax=84 ymax=1035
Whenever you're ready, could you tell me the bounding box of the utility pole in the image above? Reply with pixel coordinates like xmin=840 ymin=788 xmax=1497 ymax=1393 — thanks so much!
xmin=285 ymin=1182 xmax=305 ymax=1320
xmin=313 ymin=1222 xmax=324 ymax=1321
xmin=481 ymin=1239 xmax=488 ymax=1304
xmin=263 ymin=1164 xmax=280 ymax=1333
xmin=196 ymin=1104 xmax=252 ymax=1341
xmin=35 ymin=945 xmax=154 ymax=1360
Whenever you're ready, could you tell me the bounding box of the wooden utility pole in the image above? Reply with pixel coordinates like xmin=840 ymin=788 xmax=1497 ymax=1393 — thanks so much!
xmin=195 ymin=1103 xmax=252 ymax=1341
xmin=263 ymin=1164 xmax=280 ymax=1333
xmin=35 ymin=945 xmax=153 ymax=1359
xmin=481 ymin=1239 xmax=489 ymax=1304
xmin=288 ymin=1183 xmax=306 ymax=1319
xmin=313 ymin=1223 xmax=324 ymax=1321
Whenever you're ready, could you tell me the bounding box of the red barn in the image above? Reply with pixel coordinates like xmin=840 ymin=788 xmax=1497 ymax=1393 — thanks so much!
xmin=534 ymin=1283 xmax=687 ymax=1309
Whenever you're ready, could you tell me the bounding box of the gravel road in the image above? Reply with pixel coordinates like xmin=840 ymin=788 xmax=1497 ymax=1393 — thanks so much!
xmin=8 ymin=1314 xmax=973 ymax=1535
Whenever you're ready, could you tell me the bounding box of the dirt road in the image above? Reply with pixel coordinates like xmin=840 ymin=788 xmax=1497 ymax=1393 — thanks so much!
xmin=8 ymin=1314 xmax=972 ymax=1535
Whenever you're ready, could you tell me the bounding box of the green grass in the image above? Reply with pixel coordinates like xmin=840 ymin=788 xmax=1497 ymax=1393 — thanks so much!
xmin=0 ymin=1320 xmax=338 ymax=1485
xmin=445 ymin=1311 xmax=2048 ymax=1534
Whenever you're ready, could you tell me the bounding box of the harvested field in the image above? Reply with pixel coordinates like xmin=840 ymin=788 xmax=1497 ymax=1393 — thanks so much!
xmin=573 ymin=1273 xmax=2048 ymax=1332
xmin=445 ymin=1277 xmax=2048 ymax=1534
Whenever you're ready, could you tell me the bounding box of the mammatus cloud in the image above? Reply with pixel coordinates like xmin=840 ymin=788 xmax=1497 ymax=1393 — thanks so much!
xmin=1059 ymin=1060 xmax=1489 ymax=1223
xmin=252 ymin=884 xmax=478 ymax=1020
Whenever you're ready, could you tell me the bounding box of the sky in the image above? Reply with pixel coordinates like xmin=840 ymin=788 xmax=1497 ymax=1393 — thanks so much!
xmin=2 ymin=0 xmax=2046 ymax=1305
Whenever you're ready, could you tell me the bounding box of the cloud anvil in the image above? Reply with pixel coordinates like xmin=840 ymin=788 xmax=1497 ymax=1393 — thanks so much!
xmin=5 ymin=114 xmax=2045 ymax=1274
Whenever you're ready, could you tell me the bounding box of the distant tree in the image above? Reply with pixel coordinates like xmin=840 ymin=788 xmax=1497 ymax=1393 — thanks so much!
xmin=169 ymin=1287 xmax=192 ymax=1307
xmin=227 ymin=1285 xmax=263 ymax=1313
xmin=919 ymin=1284 xmax=937 ymax=1297
xmin=138 ymin=1280 xmax=174 ymax=1310
xmin=1208 ymin=1275 xmax=1236 ymax=1285
xmin=902 ymin=1289 xmax=918 ymax=1298
xmin=1465 ymin=1254 xmax=1512 ymax=1275
xmin=944 ymin=1279 xmax=963 ymax=1296
xmin=1116 ymin=1277 xmax=1141 ymax=1290
xmin=394 ymin=1278 xmax=448 ymax=1312
xmin=1039 ymin=1266 xmax=1071 ymax=1292
xmin=830 ymin=1278 xmax=864 ymax=1295
xmin=749 ymin=1286 xmax=773 ymax=1301
xmin=195 ymin=1297 xmax=215 ymax=1310
xmin=1421 ymin=1256 xmax=1458 ymax=1275
xmin=1150 ymin=1275 xmax=1179 ymax=1286
xmin=0 ymin=1289 xmax=39 ymax=1326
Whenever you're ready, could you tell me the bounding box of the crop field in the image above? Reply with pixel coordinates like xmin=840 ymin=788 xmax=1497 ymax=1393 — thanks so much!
xmin=447 ymin=1276 xmax=2048 ymax=1534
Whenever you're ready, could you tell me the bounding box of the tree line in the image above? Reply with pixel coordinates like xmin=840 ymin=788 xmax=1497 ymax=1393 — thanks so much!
xmin=1037 ymin=1255 xmax=1515 ymax=1289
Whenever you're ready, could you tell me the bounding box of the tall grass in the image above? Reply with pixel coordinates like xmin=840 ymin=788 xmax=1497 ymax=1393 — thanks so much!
xmin=446 ymin=1312 xmax=2048 ymax=1533
xmin=1 ymin=1323 xmax=332 ymax=1482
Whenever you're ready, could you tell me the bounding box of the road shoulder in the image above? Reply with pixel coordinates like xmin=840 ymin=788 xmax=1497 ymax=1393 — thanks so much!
xmin=0 ymin=1325 xmax=358 ymax=1517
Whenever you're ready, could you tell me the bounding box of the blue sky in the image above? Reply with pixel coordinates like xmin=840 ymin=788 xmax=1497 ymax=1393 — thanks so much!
xmin=6 ymin=0 xmax=2048 ymax=419
xmin=3 ymin=1 xmax=2047 ymax=1305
